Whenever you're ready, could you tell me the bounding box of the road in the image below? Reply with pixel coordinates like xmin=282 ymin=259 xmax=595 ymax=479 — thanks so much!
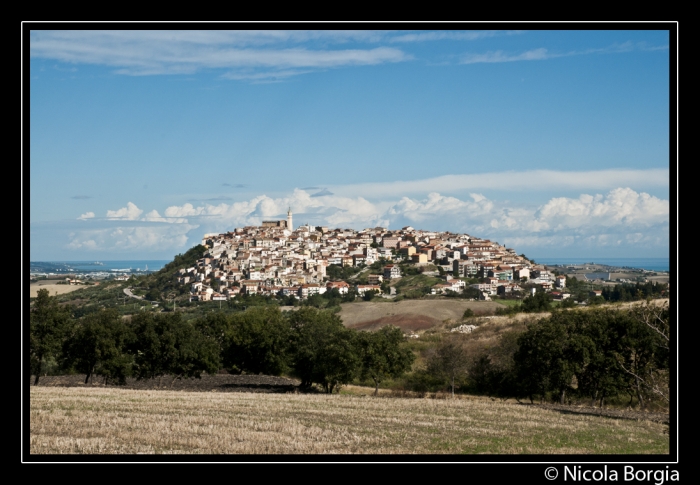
xmin=123 ymin=287 xmax=144 ymax=300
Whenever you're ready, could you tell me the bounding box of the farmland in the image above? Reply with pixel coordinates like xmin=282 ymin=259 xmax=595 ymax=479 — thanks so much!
xmin=29 ymin=386 xmax=669 ymax=455
xmin=339 ymin=299 xmax=505 ymax=331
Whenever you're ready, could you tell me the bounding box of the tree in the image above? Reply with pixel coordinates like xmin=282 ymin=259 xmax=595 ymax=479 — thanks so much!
xmin=287 ymin=307 xmax=359 ymax=393
xmin=357 ymin=326 xmax=415 ymax=395
xmin=223 ymin=307 xmax=290 ymax=375
xmin=63 ymin=308 xmax=134 ymax=385
xmin=521 ymin=291 xmax=551 ymax=313
xmin=513 ymin=312 xmax=594 ymax=404
xmin=614 ymin=301 xmax=669 ymax=409
xmin=30 ymin=289 xmax=72 ymax=385
xmin=426 ymin=335 xmax=470 ymax=397
xmin=130 ymin=312 xmax=220 ymax=386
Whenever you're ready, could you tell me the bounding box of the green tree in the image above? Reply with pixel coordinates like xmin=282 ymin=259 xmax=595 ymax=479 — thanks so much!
xmin=30 ymin=289 xmax=73 ymax=385
xmin=357 ymin=326 xmax=415 ymax=395
xmin=287 ymin=307 xmax=359 ymax=393
xmin=521 ymin=291 xmax=551 ymax=313
xmin=513 ymin=312 xmax=594 ymax=404
xmin=63 ymin=308 xmax=134 ymax=385
xmin=426 ymin=335 xmax=470 ymax=397
xmin=130 ymin=312 xmax=220 ymax=387
xmin=223 ymin=307 xmax=290 ymax=375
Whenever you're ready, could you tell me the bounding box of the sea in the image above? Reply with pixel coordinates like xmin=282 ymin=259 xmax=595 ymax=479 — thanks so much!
xmin=531 ymin=257 xmax=670 ymax=272
xmin=30 ymin=260 xmax=171 ymax=274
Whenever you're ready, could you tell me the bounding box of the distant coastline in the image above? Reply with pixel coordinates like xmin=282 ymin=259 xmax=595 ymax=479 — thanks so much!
xmin=29 ymin=260 xmax=170 ymax=274
xmin=531 ymin=257 xmax=670 ymax=272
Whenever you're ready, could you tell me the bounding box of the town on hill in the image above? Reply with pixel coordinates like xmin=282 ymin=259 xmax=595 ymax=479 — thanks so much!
xmin=181 ymin=209 xmax=570 ymax=304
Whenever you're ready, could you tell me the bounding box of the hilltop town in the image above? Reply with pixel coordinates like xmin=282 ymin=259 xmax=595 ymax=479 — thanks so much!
xmin=179 ymin=209 xmax=569 ymax=303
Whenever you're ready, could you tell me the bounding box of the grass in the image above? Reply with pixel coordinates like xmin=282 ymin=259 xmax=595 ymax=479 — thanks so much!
xmin=30 ymin=387 xmax=669 ymax=455
xmin=494 ymin=299 xmax=522 ymax=307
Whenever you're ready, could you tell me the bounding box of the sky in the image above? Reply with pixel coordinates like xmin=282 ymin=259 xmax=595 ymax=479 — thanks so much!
xmin=26 ymin=27 xmax=673 ymax=261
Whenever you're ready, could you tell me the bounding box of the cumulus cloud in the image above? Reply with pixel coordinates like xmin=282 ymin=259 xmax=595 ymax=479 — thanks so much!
xmin=66 ymin=223 xmax=198 ymax=253
xmin=77 ymin=187 xmax=668 ymax=256
xmin=535 ymin=188 xmax=669 ymax=229
xmin=106 ymin=202 xmax=143 ymax=220
xmin=77 ymin=211 xmax=94 ymax=220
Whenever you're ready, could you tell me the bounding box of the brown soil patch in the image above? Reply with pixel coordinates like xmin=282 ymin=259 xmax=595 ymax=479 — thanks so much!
xmin=350 ymin=313 xmax=442 ymax=332
xmin=339 ymin=299 xmax=505 ymax=331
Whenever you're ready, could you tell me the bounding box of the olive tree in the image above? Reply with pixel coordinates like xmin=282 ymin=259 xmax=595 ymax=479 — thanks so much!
xmin=30 ymin=289 xmax=72 ymax=385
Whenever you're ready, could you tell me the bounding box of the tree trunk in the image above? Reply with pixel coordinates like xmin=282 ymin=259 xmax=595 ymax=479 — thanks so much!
xmin=636 ymin=376 xmax=645 ymax=411
xmin=451 ymin=375 xmax=455 ymax=398
xmin=34 ymin=356 xmax=42 ymax=386
xmin=560 ymin=389 xmax=566 ymax=405
xmin=84 ymin=372 xmax=90 ymax=384
xmin=374 ymin=378 xmax=379 ymax=396
xmin=171 ymin=374 xmax=183 ymax=387
xmin=90 ymin=365 xmax=95 ymax=385
xmin=591 ymin=389 xmax=598 ymax=408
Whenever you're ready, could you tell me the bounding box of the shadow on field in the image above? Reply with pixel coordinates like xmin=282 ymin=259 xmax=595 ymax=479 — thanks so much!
xmin=521 ymin=403 xmax=669 ymax=425
xmin=30 ymin=374 xmax=303 ymax=394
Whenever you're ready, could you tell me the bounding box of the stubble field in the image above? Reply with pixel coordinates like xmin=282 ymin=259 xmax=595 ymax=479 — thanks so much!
xmin=29 ymin=387 xmax=669 ymax=455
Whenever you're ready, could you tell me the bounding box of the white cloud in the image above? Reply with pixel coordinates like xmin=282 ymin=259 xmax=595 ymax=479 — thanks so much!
xmin=66 ymin=223 xmax=198 ymax=253
xmin=30 ymin=31 xmax=410 ymax=79
xmin=536 ymin=188 xmax=669 ymax=229
xmin=389 ymin=31 xmax=523 ymax=43
xmin=77 ymin=187 xmax=668 ymax=256
xmin=106 ymin=202 xmax=143 ymax=220
xmin=461 ymin=48 xmax=550 ymax=64
xmin=330 ymin=168 xmax=669 ymax=198
xmin=77 ymin=211 xmax=94 ymax=220
xmin=460 ymin=41 xmax=668 ymax=65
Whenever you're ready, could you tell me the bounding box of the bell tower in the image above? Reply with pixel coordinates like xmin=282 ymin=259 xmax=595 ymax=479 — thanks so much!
xmin=287 ymin=207 xmax=293 ymax=231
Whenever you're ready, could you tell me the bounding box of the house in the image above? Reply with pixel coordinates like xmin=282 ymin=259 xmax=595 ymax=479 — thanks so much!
xmin=326 ymin=281 xmax=350 ymax=295
xmin=367 ymin=274 xmax=384 ymax=285
xmin=356 ymin=284 xmax=381 ymax=296
xmin=383 ymin=264 xmax=401 ymax=279
xmin=411 ymin=253 xmax=428 ymax=264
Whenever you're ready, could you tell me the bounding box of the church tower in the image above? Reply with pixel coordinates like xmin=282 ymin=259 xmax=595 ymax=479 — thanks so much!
xmin=287 ymin=207 xmax=293 ymax=231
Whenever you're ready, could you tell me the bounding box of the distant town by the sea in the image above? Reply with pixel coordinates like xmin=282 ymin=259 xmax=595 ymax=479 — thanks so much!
xmin=531 ymin=257 xmax=670 ymax=272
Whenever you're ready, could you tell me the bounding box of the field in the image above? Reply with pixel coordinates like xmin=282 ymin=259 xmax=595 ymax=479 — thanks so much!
xmin=339 ymin=299 xmax=505 ymax=331
xmin=29 ymin=386 xmax=669 ymax=455
xmin=29 ymin=281 xmax=91 ymax=298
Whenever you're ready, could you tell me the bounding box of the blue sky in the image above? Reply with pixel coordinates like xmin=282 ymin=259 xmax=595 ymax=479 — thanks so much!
xmin=27 ymin=28 xmax=673 ymax=261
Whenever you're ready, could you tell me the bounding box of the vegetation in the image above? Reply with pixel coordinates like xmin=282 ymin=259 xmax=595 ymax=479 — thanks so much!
xmin=426 ymin=335 xmax=470 ymax=397
xmin=29 ymin=283 xmax=670 ymax=411
xmin=30 ymin=289 xmax=72 ymax=385
xmin=356 ymin=326 xmax=415 ymax=395
xmin=471 ymin=303 xmax=669 ymax=409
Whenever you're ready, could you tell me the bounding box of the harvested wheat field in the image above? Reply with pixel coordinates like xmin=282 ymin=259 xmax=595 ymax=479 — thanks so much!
xmin=29 ymin=387 xmax=669 ymax=454
xmin=29 ymin=282 xmax=86 ymax=298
